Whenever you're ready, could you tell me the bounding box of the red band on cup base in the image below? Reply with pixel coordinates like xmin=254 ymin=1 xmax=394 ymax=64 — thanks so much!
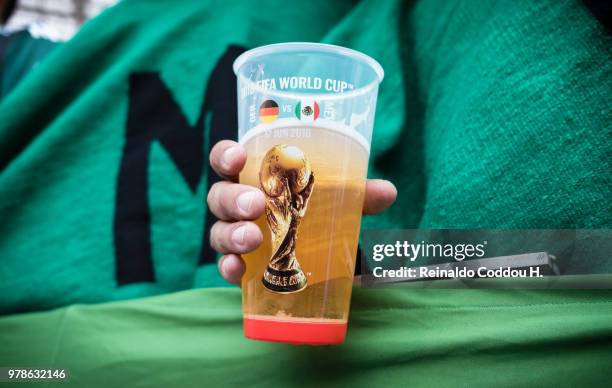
xmin=243 ymin=317 xmax=347 ymax=345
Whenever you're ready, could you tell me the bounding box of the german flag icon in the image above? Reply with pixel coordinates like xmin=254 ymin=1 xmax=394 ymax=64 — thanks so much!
xmin=259 ymin=100 xmax=279 ymax=123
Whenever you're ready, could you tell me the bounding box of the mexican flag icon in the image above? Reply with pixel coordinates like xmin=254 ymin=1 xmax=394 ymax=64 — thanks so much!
xmin=294 ymin=99 xmax=320 ymax=122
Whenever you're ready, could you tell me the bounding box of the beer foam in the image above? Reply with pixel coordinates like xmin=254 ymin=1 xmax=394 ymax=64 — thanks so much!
xmin=239 ymin=118 xmax=371 ymax=154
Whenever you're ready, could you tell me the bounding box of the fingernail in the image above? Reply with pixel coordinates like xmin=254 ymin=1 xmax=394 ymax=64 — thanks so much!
xmin=222 ymin=146 xmax=238 ymax=168
xmin=232 ymin=225 xmax=246 ymax=245
xmin=236 ymin=191 xmax=255 ymax=214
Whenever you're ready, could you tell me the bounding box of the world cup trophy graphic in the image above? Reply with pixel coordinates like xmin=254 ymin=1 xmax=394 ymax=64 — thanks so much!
xmin=259 ymin=144 xmax=315 ymax=293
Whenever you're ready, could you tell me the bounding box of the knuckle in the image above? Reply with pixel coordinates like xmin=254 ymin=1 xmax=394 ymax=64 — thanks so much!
xmin=210 ymin=141 xmax=229 ymax=169
xmin=209 ymin=222 xmax=221 ymax=251
xmin=210 ymin=222 xmax=230 ymax=253
xmin=210 ymin=143 xmax=222 ymax=166
xmin=207 ymin=182 xmax=228 ymax=207
xmin=209 ymin=150 xmax=216 ymax=169
xmin=225 ymin=189 xmax=245 ymax=218
xmin=206 ymin=185 xmax=216 ymax=207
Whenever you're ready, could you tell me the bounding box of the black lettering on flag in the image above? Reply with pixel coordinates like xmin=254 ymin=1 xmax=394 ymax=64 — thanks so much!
xmin=115 ymin=45 xmax=246 ymax=285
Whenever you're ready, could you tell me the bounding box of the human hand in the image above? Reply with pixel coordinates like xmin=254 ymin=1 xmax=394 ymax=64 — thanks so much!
xmin=207 ymin=140 xmax=397 ymax=285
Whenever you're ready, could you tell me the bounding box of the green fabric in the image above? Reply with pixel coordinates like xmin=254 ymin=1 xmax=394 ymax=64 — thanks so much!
xmin=1 ymin=287 xmax=611 ymax=387
xmin=0 ymin=0 xmax=358 ymax=314
xmin=0 ymin=0 xmax=610 ymax=384
xmin=361 ymin=0 xmax=612 ymax=230
xmin=0 ymin=30 xmax=58 ymax=100
xmin=1 ymin=0 xmax=609 ymax=315
xmin=0 ymin=0 xmax=610 ymax=314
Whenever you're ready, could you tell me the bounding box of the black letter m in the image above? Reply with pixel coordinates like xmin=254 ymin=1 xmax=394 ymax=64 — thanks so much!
xmin=113 ymin=45 xmax=245 ymax=285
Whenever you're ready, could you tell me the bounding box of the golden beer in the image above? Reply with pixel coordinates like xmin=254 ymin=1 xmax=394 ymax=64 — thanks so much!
xmin=240 ymin=123 xmax=369 ymax=343
xmin=233 ymin=42 xmax=384 ymax=344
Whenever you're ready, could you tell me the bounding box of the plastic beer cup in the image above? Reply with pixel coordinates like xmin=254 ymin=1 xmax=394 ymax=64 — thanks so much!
xmin=233 ymin=42 xmax=384 ymax=345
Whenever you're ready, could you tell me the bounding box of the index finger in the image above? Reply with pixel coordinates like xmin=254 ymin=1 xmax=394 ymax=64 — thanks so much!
xmin=209 ymin=140 xmax=247 ymax=182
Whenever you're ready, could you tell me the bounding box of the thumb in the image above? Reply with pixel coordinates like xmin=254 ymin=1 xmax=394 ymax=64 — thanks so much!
xmin=363 ymin=179 xmax=397 ymax=215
